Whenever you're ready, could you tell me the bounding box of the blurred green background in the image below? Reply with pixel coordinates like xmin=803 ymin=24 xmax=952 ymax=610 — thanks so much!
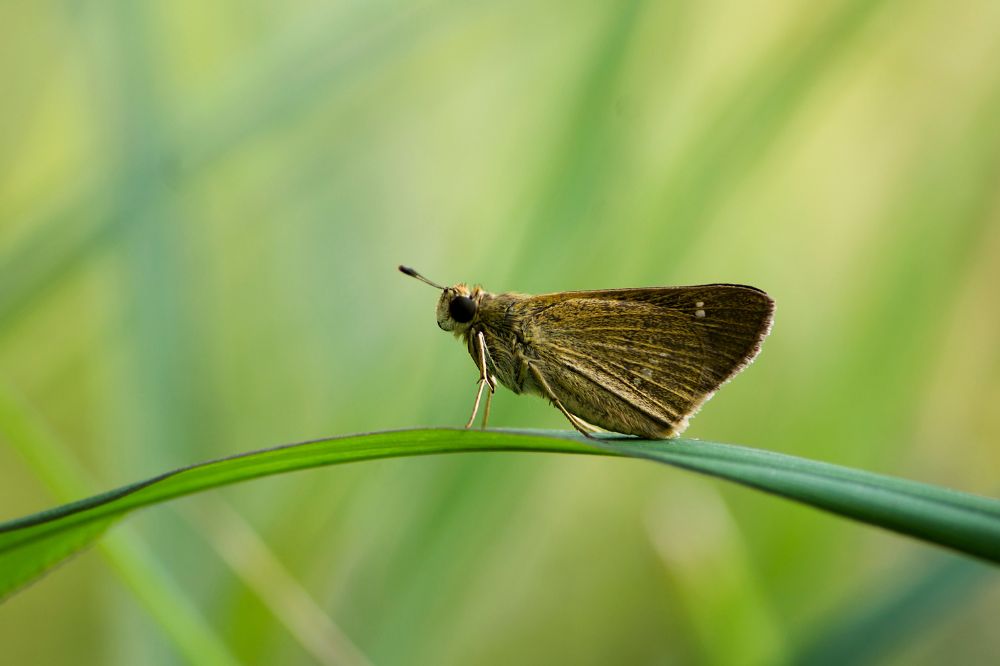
xmin=2 ymin=0 xmax=999 ymax=664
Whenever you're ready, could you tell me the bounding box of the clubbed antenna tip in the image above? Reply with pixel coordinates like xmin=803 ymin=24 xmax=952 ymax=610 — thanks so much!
xmin=399 ymin=265 xmax=445 ymax=290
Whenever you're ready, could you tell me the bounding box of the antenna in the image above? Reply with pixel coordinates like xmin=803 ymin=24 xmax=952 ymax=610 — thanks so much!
xmin=399 ymin=265 xmax=446 ymax=290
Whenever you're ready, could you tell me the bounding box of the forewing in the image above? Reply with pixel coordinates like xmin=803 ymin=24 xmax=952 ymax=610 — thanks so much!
xmin=521 ymin=285 xmax=773 ymax=436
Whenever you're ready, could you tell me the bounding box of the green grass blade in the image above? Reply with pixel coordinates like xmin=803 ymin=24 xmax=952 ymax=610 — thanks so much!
xmin=0 ymin=384 xmax=245 ymax=664
xmin=2 ymin=428 xmax=998 ymax=601
xmin=601 ymin=439 xmax=1000 ymax=560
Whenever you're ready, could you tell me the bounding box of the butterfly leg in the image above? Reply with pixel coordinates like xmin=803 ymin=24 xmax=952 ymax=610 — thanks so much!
xmin=528 ymin=364 xmax=598 ymax=439
xmin=466 ymin=330 xmax=496 ymax=429
xmin=466 ymin=380 xmax=487 ymax=429
xmin=480 ymin=383 xmax=494 ymax=429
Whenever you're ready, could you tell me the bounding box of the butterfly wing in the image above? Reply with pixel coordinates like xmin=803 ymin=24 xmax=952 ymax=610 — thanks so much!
xmin=516 ymin=285 xmax=774 ymax=438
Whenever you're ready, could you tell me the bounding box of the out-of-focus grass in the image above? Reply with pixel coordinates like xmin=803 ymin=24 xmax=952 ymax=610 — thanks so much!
xmin=1 ymin=0 xmax=999 ymax=664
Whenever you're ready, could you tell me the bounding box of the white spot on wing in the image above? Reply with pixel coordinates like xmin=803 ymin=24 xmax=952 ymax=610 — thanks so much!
xmin=695 ymin=309 xmax=706 ymax=318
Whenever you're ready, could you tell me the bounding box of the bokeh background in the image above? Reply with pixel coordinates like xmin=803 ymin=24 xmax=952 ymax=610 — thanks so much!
xmin=2 ymin=0 xmax=999 ymax=664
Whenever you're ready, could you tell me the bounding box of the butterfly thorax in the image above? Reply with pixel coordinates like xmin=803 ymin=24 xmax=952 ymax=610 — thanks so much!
xmin=454 ymin=291 xmax=531 ymax=394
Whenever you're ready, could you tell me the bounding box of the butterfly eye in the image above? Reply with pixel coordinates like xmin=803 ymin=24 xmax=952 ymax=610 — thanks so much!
xmin=449 ymin=296 xmax=477 ymax=323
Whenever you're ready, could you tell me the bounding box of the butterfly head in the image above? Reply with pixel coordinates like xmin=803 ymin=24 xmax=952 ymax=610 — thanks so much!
xmin=399 ymin=265 xmax=482 ymax=333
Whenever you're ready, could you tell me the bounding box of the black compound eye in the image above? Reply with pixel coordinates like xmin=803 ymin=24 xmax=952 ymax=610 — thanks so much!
xmin=449 ymin=296 xmax=477 ymax=323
